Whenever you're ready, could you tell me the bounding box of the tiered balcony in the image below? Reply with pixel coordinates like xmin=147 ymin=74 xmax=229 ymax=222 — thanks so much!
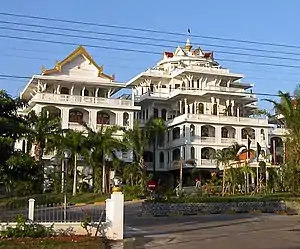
xmin=31 ymin=93 xmax=137 ymax=109
xmin=168 ymin=113 xmax=268 ymax=126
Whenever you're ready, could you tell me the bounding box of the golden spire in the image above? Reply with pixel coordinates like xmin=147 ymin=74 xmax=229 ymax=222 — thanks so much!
xmin=185 ymin=38 xmax=192 ymax=52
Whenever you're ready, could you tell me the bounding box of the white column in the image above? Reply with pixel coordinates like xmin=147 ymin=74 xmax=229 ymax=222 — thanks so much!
xmin=95 ymin=88 xmax=99 ymax=98
xmin=81 ymin=87 xmax=85 ymax=96
xmin=105 ymin=192 xmax=124 ymax=240
xmin=236 ymin=127 xmax=242 ymax=143
xmin=56 ymin=85 xmax=61 ymax=94
xmin=237 ymin=106 xmax=240 ymax=118
xmin=231 ymin=100 xmax=235 ymax=116
xmin=61 ymin=107 xmax=69 ymax=129
xmin=216 ymin=126 xmax=221 ymax=144
xmin=179 ymin=100 xmax=183 ymax=114
xmin=28 ymin=198 xmax=35 ymax=221
xmin=90 ymin=110 xmax=97 ymax=130
xmin=216 ymin=98 xmax=220 ymax=116
xmin=184 ymin=98 xmax=188 ymax=114
xmin=70 ymin=85 xmax=74 ymax=95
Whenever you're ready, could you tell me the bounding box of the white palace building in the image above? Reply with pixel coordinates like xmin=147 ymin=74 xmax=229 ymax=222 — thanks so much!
xmin=16 ymin=41 xmax=284 ymax=180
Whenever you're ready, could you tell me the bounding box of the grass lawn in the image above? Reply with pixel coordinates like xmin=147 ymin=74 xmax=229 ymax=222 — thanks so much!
xmin=0 ymin=236 xmax=107 ymax=249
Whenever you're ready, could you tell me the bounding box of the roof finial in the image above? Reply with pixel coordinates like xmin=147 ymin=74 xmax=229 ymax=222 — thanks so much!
xmin=185 ymin=29 xmax=192 ymax=52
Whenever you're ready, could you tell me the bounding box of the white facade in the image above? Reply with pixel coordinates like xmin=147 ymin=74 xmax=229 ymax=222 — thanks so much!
xmin=16 ymin=46 xmax=140 ymax=163
xmin=127 ymin=39 xmax=272 ymax=171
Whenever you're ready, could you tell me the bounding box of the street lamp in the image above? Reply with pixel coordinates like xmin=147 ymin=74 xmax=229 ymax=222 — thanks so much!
xmin=62 ymin=149 xmax=72 ymax=222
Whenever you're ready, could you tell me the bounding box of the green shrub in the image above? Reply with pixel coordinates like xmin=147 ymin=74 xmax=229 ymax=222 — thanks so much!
xmin=123 ymin=185 xmax=144 ymax=199
xmin=0 ymin=215 xmax=55 ymax=238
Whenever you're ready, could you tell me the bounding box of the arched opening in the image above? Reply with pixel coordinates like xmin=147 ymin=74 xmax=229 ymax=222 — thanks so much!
xmin=42 ymin=106 xmax=61 ymax=119
xmin=201 ymin=125 xmax=215 ymax=137
xmin=84 ymin=89 xmax=89 ymax=96
xmin=212 ymin=103 xmax=217 ymax=115
xmin=97 ymin=111 xmax=110 ymax=125
xmin=60 ymin=87 xmax=69 ymax=95
xmin=172 ymin=148 xmax=180 ymax=161
xmin=123 ymin=112 xmax=129 ymax=126
xmin=191 ymin=147 xmax=195 ymax=159
xmin=161 ymin=109 xmax=167 ymax=121
xmin=242 ymin=128 xmax=255 ymax=139
xmin=201 ymin=147 xmax=216 ymax=165
xmin=190 ymin=124 xmax=195 ymax=137
xmin=159 ymin=152 xmax=164 ymax=163
xmin=270 ymin=137 xmax=284 ymax=165
xmin=154 ymin=108 xmax=158 ymax=119
xmin=69 ymin=109 xmax=84 ymax=123
xmin=143 ymin=151 xmax=153 ymax=162
xmin=260 ymin=129 xmax=265 ymax=141
xmin=172 ymin=127 xmax=180 ymax=140
xmin=198 ymin=103 xmax=204 ymax=114
xmin=221 ymin=126 xmax=236 ymax=138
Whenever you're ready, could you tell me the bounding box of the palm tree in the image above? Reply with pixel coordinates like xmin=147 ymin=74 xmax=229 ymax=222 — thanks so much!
xmin=145 ymin=117 xmax=166 ymax=177
xmin=123 ymin=120 xmax=149 ymax=187
xmin=266 ymin=86 xmax=300 ymax=194
xmin=26 ymin=110 xmax=61 ymax=187
xmin=214 ymin=149 xmax=231 ymax=196
xmin=84 ymin=124 xmax=125 ymax=194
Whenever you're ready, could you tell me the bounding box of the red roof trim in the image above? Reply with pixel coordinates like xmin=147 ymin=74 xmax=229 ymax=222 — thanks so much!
xmin=165 ymin=52 xmax=174 ymax=58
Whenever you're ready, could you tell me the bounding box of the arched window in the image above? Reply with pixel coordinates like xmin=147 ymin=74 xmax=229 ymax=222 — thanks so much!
xmin=143 ymin=151 xmax=153 ymax=162
xmin=161 ymin=109 xmax=167 ymax=121
xmin=201 ymin=126 xmax=209 ymax=137
xmin=190 ymin=124 xmax=195 ymax=137
xmin=172 ymin=148 xmax=180 ymax=161
xmin=123 ymin=112 xmax=129 ymax=126
xmin=159 ymin=152 xmax=164 ymax=163
xmin=172 ymin=127 xmax=180 ymax=140
xmin=191 ymin=147 xmax=195 ymax=159
xmin=212 ymin=103 xmax=218 ymax=115
xmin=198 ymin=103 xmax=204 ymax=114
xmin=69 ymin=110 xmax=83 ymax=123
xmin=84 ymin=89 xmax=89 ymax=96
xmin=260 ymin=129 xmax=265 ymax=141
xmin=242 ymin=128 xmax=255 ymax=139
xmin=154 ymin=109 xmax=159 ymax=119
xmin=221 ymin=127 xmax=229 ymax=138
xmin=61 ymin=87 xmax=69 ymax=95
xmin=22 ymin=140 xmax=26 ymax=153
xmin=97 ymin=112 xmax=110 ymax=124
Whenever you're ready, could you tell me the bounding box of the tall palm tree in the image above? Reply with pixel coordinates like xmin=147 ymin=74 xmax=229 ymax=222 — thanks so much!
xmin=123 ymin=120 xmax=149 ymax=187
xmin=145 ymin=117 xmax=166 ymax=177
xmin=84 ymin=124 xmax=125 ymax=193
xmin=26 ymin=110 xmax=61 ymax=187
xmin=266 ymin=86 xmax=300 ymax=194
xmin=214 ymin=149 xmax=231 ymax=196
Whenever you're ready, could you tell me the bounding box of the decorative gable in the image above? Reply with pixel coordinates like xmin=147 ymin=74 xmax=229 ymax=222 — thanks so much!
xmin=41 ymin=45 xmax=114 ymax=80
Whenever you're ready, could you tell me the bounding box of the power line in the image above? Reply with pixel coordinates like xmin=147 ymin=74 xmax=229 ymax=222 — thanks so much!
xmin=1 ymin=19 xmax=300 ymax=58
xmin=3 ymin=25 xmax=300 ymax=64
xmin=3 ymin=33 xmax=300 ymax=70
xmin=0 ymin=74 xmax=283 ymax=97
xmin=1 ymin=12 xmax=300 ymax=50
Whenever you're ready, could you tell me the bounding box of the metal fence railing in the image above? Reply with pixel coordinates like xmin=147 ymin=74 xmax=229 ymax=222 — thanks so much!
xmin=0 ymin=202 xmax=105 ymax=223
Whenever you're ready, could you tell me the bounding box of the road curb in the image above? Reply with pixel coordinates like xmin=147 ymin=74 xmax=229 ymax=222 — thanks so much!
xmin=74 ymin=199 xmax=145 ymax=207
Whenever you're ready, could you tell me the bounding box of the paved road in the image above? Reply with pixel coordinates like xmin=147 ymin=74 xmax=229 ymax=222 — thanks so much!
xmin=122 ymin=203 xmax=300 ymax=249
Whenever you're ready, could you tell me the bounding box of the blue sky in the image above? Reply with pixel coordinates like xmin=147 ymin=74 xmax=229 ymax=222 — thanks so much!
xmin=1 ymin=1 xmax=300 ymax=110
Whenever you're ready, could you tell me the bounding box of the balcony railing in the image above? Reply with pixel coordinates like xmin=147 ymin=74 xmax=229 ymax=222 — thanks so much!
xmin=167 ymin=114 xmax=268 ymax=126
xmin=32 ymin=93 xmax=133 ymax=107
xmin=201 ymin=159 xmax=216 ymax=166
xmin=200 ymin=137 xmax=216 ymax=143
xmin=221 ymin=138 xmax=237 ymax=144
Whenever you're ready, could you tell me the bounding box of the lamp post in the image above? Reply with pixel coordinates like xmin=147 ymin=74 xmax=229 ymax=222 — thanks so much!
xmin=62 ymin=149 xmax=72 ymax=222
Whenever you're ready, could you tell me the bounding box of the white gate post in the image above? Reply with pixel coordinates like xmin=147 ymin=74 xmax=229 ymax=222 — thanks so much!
xmin=105 ymin=188 xmax=124 ymax=240
xmin=28 ymin=198 xmax=35 ymax=221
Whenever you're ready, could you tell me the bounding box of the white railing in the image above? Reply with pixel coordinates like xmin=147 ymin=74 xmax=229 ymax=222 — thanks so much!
xmin=221 ymin=138 xmax=237 ymax=144
xmin=183 ymin=114 xmax=268 ymax=125
xmin=200 ymin=137 xmax=216 ymax=143
xmin=187 ymin=65 xmax=230 ymax=74
xmin=32 ymin=93 xmax=133 ymax=107
xmin=201 ymin=159 xmax=216 ymax=166
xmin=68 ymin=122 xmax=87 ymax=131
